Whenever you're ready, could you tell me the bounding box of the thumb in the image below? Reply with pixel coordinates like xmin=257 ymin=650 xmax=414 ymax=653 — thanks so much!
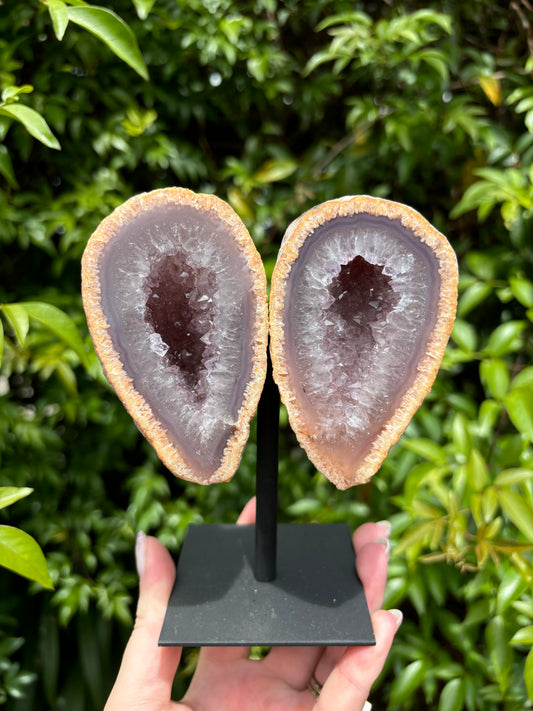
xmin=105 ymin=533 xmax=182 ymax=711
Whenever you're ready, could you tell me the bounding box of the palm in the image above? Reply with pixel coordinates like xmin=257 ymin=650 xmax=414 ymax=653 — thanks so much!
xmin=180 ymin=652 xmax=314 ymax=711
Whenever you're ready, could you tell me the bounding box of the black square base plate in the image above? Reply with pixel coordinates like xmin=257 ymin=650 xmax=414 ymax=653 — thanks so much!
xmin=159 ymin=523 xmax=375 ymax=647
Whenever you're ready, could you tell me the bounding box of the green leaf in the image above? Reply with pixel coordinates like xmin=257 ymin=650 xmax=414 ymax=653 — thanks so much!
xmin=458 ymin=281 xmax=492 ymax=317
xmin=479 ymin=359 xmax=509 ymax=399
xmin=1 ymin=84 xmax=33 ymax=103
xmin=254 ymin=158 xmax=298 ymax=183
xmin=484 ymin=320 xmax=526 ymax=357
xmin=402 ymin=437 xmax=447 ymax=464
xmin=20 ymin=302 xmax=90 ymax=370
xmin=0 ymin=316 xmax=3 ymax=368
xmin=0 ymin=525 xmax=54 ymax=589
xmin=466 ymin=449 xmax=488 ymax=491
xmin=0 ymin=145 xmax=18 ymax=187
xmin=132 ymin=0 xmax=156 ymax=20
xmin=504 ymin=386 xmax=533 ymax=441
xmin=486 ymin=615 xmax=512 ymax=691
xmin=510 ymin=625 xmax=533 ymax=646
xmin=495 ymin=468 xmax=533 ymax=486
xmin=2 ymin=303 xmax=30 ymax=345
xmin=438 ymin=678 xmax=466 ymax=711
xmin=526 ymin=649 xmax=533 ymax=701
xmin=0 ymin=104 xmax=61 ymax=150
xmin=286 ymin=498 xmax=321 ymax=516
xmin=510 ymin=277 xmax=533 ymax=308
xmin=46 ymin=0 xmax=69 ymax=40
xmin=389 ymin=659 xmax=426 ymax=706
xmin=451 ymin=319 xmax=477 ymax=352
xmin=512 ymin=366 xmax=533 ymax=390
xmin=413 ymin=48 xmax=449 ymax=81
xmin=498 ymin=489 xmax=533 ymax=542
xmin=0 ymin=487 xmax=33 ymax=511
xmin=452 ymin=412 xmax=473 ymax=457
xmin=67 ymin=6 xmax=149 ymax=80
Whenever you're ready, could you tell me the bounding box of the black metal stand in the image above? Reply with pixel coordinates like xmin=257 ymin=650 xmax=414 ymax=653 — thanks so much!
xmin=254 ymin=353 xmax=280 ymax=582
xmin=158 ymin=359 xmax=375 ymax=647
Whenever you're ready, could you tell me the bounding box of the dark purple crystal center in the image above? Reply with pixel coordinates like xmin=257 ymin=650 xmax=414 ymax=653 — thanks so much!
xmin=326 ymin=256 xmax=400 ymax=351
xmin=144 ymin=251 xmax=216 ymax=388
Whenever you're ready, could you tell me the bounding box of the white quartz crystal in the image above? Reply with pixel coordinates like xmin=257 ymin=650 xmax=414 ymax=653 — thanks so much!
xmin=290 ymin=220 xmax=431 ymax=443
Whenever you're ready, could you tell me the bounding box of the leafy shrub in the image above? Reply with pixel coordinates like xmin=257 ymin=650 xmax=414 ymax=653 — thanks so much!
xmin=0 ymin=1 xmax=531 ymax=709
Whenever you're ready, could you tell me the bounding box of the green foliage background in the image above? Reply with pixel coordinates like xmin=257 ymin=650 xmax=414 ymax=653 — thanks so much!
xmin=0 ymin=0 xmax=532 ymax=709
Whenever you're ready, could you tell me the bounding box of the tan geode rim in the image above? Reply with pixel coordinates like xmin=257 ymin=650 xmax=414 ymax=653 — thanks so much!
xmin=270 ymin=195 xmax=458 ymax=490
xmin=82 ymin=187 xmax=268 ymax=485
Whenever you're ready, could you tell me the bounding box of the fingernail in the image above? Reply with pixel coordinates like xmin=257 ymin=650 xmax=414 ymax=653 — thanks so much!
xmin=375 ymin=536 xmax=390 ymax=558
xmin=135 ymin=530 xmax=146 ymax=578
xmin=377 ymin=520 xmax=392 ymax=538
xmin=389 ymin=608 xmax=403 ymax=629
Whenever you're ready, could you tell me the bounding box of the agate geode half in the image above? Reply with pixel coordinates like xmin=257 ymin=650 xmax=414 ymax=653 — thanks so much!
xmin=270 ymin=196 xmax=458 ymax=490
xmin=82 ymin=188 xmax=268 ymax=485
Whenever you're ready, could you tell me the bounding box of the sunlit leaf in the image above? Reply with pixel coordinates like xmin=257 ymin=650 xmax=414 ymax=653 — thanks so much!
xmin=254 ymin=158 xmax=298 ymax=183
xmin=484 ymin=321 xmax=526 ymax=357
xmin=504 ymin=386 xmax=533 ymax=441
xmin=458 ymin=282 xmax=492 ymax=317
xmin=495 ymin=468 xmax=533 ymax=486
xmin=510 ymin=625 xmax=533 ymax=647
xmin=67 ymin=6 xmax=148 ymax=80
xmin=451 ymin=319 xmax=478 ymax=352
xmin=0 ymin=487 xmax=33 ymax=511
xmin=1 ymin=84 xmax=33 ymax=103
xmin=46 ymin=0 xmax=69 ymax=40
xmin=20 ymin=301 xmax=90 ymax=370
xmin=479 ymin=76 xmax=501 ymax=106
xmin=402 ymin=437 xmax=447 ymax=464
xmin=2 ymin=303 xmax=30 ymax=345
xmin=479 ymin=359 xmax=509 ymax=400
xmin=0 ymin=525 xmax=54 ymax=589
xmin=510 ymin=277 xmax=533 ymax=309
xmin=438 ymin=677 xmax=466 ymax=711
xmin=498 ymin=489 xmax=533 ymax=542
xmin=0 ymin=104 xmax=61 ymax=150
xmin=132 ymin=0 xmax=156 ymax=20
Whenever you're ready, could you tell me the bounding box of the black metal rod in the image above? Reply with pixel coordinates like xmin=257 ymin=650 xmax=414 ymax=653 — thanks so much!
xmin=254 ymin=351 xmax=280 ymax=582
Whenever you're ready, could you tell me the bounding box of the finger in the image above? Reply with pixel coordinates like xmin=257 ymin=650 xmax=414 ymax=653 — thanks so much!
xmin=312 ymin=646 xmax=345 ymax=689
xmin=261 ymin=646 xmax=325 ymax=689
xmin=355 ymin=539 xmax=389 ymax=614
xmin=353 ymin=522 xmax=391 ymax=614
xmin=196 ymin=498 xmax=257 ymax=668
xmin=105 ymin=533 xmax=182 ymax=711
xmin=352 ymin=521 xmax=391 ymax=555
xmin=315 ymin=609 xmax=402 ymax=711
xmin=312 ymin=527 xmax=390 ymax=684
xmin=236 ymin=496 xmax=257 ymax=525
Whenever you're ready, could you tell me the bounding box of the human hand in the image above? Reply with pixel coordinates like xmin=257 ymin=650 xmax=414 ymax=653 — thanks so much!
xmin=105 ymin=498 xmax=401 ymax=711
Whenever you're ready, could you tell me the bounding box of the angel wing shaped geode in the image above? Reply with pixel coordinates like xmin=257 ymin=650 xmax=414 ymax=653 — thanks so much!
xmin=82 ymin=188 xmax=268 ymax=485
xmin=270 ymin=196 xmax=458 ymax=490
